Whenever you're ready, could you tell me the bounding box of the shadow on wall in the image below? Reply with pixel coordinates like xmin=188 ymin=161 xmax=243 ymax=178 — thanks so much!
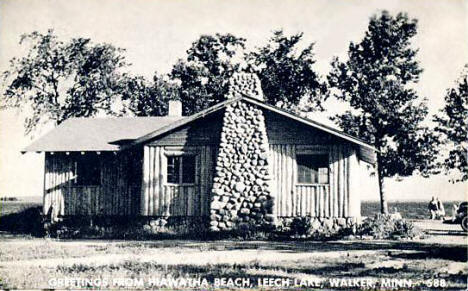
xmin=0 ymin=206 xmax=44 ymax=236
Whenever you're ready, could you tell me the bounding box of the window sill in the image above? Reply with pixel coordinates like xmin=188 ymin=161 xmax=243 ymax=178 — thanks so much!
xmin=164 ymin=183 xmax=196 ymax=187
xmin=295 ymin=183 xmax=329 ymax=186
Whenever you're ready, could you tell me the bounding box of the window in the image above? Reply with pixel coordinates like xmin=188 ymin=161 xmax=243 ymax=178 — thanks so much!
xmin=167 ymin=155 xmax=196 ymax=184
xmin=297 ymin=154 xmax=329 ymax=184
xmin=74 ymin=154 xmax=101 ymax=186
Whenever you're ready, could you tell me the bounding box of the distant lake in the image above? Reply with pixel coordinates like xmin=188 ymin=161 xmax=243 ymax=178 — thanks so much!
xmin=362 ymin=201 xmax=463 ymax=219
xmin=1 ymin=198 xmax=464 ymax=220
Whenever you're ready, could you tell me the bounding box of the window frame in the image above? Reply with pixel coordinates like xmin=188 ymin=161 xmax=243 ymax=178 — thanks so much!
xmin=164 ymin=152 xmax=198 ymax=186
xmin=295 ymin=152 xmax=330 ymax=186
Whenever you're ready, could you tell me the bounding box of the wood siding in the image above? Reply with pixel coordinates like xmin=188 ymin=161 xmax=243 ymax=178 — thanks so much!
xmin=149 ymin=111 xmax=223 ymax=146
xmin=43 ymin=151 xmax=141 ymax=219
xmin=269 ymin=144 xmax=357 ymax=218
xmin=141 ymin=145 xmax=215 ymax=216
xmin=264 ymin=111 xmax=334 ymax=145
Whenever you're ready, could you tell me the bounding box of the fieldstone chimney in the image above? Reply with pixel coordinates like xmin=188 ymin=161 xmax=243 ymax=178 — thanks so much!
xmin=209 ymin=72 xmax=275 ymax=232
xmin=226 ymin=72 xmax=264 ymax=101
xmin=168 ymin=100 xmax=182 ymax=117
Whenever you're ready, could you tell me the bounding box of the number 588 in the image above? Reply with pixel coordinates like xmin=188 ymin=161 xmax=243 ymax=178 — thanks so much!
xmin=425 ymin=279 xmax=447 ymax=288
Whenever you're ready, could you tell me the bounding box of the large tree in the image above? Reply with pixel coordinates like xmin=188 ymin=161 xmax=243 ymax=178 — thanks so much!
xmin=328 ymin=11 xmax=438 ymax=214
xmin=171 ymin=33 xmax=246 ymax=115
xmin=248 ymin=30 xmax=327 ymax=111
xmin=171 ymin=30 xmax=327 ymax=115
xmin=1 ymin=30 xmax=129 ymax=133
xmin=119 ymin=74 xmax=179 ymax=117
xmin=434 ymin=66 xmax=468 ymax=182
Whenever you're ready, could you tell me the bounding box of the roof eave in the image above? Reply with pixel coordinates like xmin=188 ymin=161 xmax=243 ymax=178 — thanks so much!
xmin=121 ymin=96 xmax=243 ymax=150
xmin=123 ymin=95 xmax=377 ymax=152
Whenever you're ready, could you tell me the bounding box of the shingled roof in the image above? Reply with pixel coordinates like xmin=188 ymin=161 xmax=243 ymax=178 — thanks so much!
xmin=23 ymin=116 xmax=184 ymax=152
xmin=23 ymin=96 xmax=377 ymax=163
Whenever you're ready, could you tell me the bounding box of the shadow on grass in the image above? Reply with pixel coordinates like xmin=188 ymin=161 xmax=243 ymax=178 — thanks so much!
xmin=0 ymin=206 xmax=44 ymax=237
xmin=424 ymin=230 xmax=466 ymax=236
xmin=388 ymin=247 xmax=466 ymax=262
xmin=118 ymin=240 xmax=467 ymax=263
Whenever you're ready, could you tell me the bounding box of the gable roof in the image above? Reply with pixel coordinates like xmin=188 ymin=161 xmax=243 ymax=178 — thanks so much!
xmin=23 ymin=116 xmax=184 ymax=152
xmin=23 ymin=96 xmax=377 ymax=158
xmin=125 ymin=96 xmax=377 ymax=152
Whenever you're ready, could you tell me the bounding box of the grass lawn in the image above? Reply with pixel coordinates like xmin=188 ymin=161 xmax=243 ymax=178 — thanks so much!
xmin=0 ymin=202 xmax=466 ymax=289
xmin=0 ymin=238 xmax=466 ymax=289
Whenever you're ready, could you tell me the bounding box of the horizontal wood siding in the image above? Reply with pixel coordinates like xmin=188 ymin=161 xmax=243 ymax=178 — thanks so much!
xmin=44 ymin=151 xmax=141 ymax=219
xmin=149 ymin=111 xmax=223 ymax=146
xmin=270 ymin=144 xmax=354 ymax=218
xmin=264 ymin=111 xmax=334 ymax=145
xmin=141 ymin=145 xmax=215 ymax=217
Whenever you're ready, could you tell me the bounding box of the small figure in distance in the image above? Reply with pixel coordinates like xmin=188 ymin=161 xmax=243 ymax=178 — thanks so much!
xmin=428 ymin=196 xmax=438 ymax=220
xmin=436 ymin=197 xmax=445 ymax=220
xmin=452 ymin=203 xmax=460 ymax=221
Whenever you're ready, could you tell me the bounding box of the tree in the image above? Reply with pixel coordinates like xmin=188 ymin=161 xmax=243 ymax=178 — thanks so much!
xmin=171 ymin=33 xmax=246 ymax=115
xmin=328 ymin=11 xmax=438 ymax=214
xmin=119 ymin=74 xmax=179 ymax=117
xmin=171 ymin=30 xmax=327 ymax=115
xmin=1 ymin=30 xmax=129 ymax=133
xmin=248 ymin=30 xmax=327 ymax=111
xmin=434 ymin=66 xmax=468 ymax=182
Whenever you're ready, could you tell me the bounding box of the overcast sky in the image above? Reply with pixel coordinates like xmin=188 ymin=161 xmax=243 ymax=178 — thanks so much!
xmin=0 ymin=0 xmax=466 ymax=201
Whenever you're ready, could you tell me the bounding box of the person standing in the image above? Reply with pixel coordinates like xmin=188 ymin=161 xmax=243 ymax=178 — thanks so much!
xmin=428 ymin=197 xmax=438 ymax=220
xmin=436 ymin=197 xmax=445 ymax=219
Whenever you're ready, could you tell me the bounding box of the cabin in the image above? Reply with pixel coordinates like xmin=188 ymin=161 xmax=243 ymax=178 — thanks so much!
xmin=24 ymin=73 xmax=377 ymax=232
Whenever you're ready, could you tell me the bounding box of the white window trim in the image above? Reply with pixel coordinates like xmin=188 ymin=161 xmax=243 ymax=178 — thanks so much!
xmin=164 ymin=151 xmax=198 ymax=186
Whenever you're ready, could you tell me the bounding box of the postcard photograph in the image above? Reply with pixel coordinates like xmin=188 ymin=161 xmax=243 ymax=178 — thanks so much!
xmin=0 ymin=0 xmax=466 ymax=290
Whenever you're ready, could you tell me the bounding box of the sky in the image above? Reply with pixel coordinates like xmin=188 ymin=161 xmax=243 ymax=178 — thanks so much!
xmin=0 ymin=0 xmax=467 ymax=201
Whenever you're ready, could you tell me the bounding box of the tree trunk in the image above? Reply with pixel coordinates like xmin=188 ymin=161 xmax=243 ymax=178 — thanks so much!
xmin=376 ymin=153 xmax=388 ymax=214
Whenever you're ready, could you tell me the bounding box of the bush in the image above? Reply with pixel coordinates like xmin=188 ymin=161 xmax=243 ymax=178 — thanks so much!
xmin=45 ymin=216 xmax=212 ymax=240
xmin=357 ymin=214 xmax=423 ymax=239
xmin=289 ymin=217 xmax=313 ymax=237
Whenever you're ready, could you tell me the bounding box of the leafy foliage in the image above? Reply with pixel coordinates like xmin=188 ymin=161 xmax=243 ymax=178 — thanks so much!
xmin=357 ymin=214 xmax=423 ymax=240
xmin=120 ymin=74 xmax=179 ymax=117
xmin=171 ymin=33 xmax=246 ymax=115
xmin=172 ymin=30 xmax=326 ymax=115
xmin=289 ymin=217 xmax=314 ymax=236
xmin=1 ymin=30 xmax=129 ymax=133
xmin=434 ymin=66 xmax=468 ymax=182
xmin=328 ymin=11 xmax=438 ymax=213
xmin=248 ymin=30 xmax=327 ymax=110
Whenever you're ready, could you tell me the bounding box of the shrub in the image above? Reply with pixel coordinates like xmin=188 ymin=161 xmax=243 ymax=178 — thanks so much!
xmin=356 ymin=214 xmax=423 ymax=239
xmin=289 ymin=217 xmax=313 ymax=237
xmin=225 ymin=221 xmax=274 ymax=240
xmin=45 ymin=216 xmax=212 ymax=240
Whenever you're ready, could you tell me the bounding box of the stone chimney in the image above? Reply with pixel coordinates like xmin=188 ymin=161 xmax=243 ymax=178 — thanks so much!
xmin=209 ymin=72 xmax=275 ymax=232
xmin=227 ymin=72 xmax=264 ymax=101
xmin=168 ymin=100 xmax=182 ymax=117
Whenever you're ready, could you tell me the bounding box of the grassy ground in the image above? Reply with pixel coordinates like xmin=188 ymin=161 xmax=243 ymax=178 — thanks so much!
xmin=0 ymin=238 xmax=466 ymax=289
xmin=0 ymin=202 xmax=466 ymax=290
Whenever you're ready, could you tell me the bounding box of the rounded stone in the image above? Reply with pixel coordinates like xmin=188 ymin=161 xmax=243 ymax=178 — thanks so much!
xmin=240 ymin=208 xmax=250 ymax=215
xmin=234 ymin=181 xmax=246 ymax=193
